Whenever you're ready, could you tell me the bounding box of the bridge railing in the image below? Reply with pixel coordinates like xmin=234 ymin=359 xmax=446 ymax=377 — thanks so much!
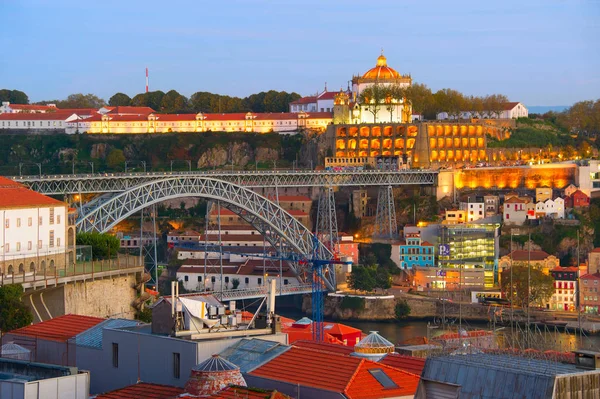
xmin=0 ymin=254 xmax=143 ymax=287
xmin=213 ymin=283 xmax=314 ymax=301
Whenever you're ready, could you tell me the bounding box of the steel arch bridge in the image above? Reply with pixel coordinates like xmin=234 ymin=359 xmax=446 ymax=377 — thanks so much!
xmin=76 ymin=176 xmax=336 ymax=290
xmin=11 ymin=169 xmax=438 ymax=195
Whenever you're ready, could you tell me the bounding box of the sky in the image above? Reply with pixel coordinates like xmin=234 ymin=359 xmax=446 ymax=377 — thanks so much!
xmin=0 ymin=0 xmax=598 ymax=106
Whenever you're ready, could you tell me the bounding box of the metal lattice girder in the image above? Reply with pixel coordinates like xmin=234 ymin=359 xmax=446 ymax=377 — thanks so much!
xmin=76 ymin=176 xmax=336 ymax=290
xmin=315 ymin=187 xmax=338 ymax=255
xmin=374 ymin=185 xmax=398 ymax=239
xmin=12 ymin=170 xmax=438 ymax=195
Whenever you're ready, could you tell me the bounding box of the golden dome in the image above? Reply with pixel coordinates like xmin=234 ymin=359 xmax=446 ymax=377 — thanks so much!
xmin=362 ymin=53 xmax=400 ymax=80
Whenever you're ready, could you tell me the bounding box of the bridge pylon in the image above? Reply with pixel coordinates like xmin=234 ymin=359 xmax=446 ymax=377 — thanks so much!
xmin=315 ymin=186 xmax=338 ymax=257
xmin=374 ymin=185 xmax=398 ymax=240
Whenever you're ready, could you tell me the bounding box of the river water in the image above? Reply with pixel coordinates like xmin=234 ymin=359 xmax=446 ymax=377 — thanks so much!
xmin=278 ymin=309 xmax=600 ymax=352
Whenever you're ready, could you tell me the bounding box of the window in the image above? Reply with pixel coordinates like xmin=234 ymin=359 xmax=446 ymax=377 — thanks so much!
xmin=225 ymin=276 xmax=230 ymax=283
xmin=211 ymin=276 xmax=216 ymax=283
xmin=4 ymin=219 xmax=8 ymax=228
xmin=39 ymin=216 xmax=43 ymax=225
xmin=16 ymin=218 xmax=21 ymax=227
xmin=28 ymin=241 xmax=32 ymax=250
xmin=197 ymin=276 xmax=202 ymax=282
xmin=173 ymin=353 xmax=181 ymax=379
xmin=16 ymin=242 xmax=21 ymax=251
xmin=368 ymin=368 xmax=398 ymax=388
xmin=57 ymin=238 xmax=60 ymax=247
xmin=49 ymin=208 xmax=54 ymax=224
xmin=28 ymin=217 xmax=32 ymax=226
xmin=184 ymin=275 xmax=189 ymax=282
xmin=49 ymin=230 xmax=55 ymax=247
xmin=38 ymin=240 xmax=42 ymax=249
xmin=258 ymin=278 xmax=262 ymax=285
xmin=284 ymin=279 xmax=289 ymax=285
xmin=112 ymin=343 xmax=119 ymax=368
xmin=57 ymin=214 xmax=61 ymax=224
xmin=245 ymin=277 xmax=249 ymax=284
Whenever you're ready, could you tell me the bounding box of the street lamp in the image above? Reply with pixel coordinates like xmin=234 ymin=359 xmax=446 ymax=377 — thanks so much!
xmin=89 ymin=162 xmax=94 ymax=174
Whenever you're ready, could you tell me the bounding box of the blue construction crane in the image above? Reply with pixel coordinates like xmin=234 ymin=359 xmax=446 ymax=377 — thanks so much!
xmin=173 ymin=235 xmax=351 ymax=342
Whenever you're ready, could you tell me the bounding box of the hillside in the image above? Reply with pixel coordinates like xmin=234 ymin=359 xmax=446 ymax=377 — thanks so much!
xmin=0 ymin=132 xmax=307 ymax=175
xmin=487 ymin=118 xmax=575 ymax=149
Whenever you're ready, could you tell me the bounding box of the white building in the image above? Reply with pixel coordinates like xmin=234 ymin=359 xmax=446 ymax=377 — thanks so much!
xmin=0 ymin=101 xmax=57 ymax=114
xmin=0 ymin=177 xmax=74 ymax=276
xmin=289 ymin=89 xmax=338 ymax=113
xmin=503 ymin=196 xmax=531 ymax=226
xmin=578 ymin=159 xmax=600 ymax=198
xmin=437 ymin=102 xmax=529 ymax=120
xmin=0 ymin=111 xmax=77 ymax=130
xmin=459 ymin=200 xmax=485 ymax=222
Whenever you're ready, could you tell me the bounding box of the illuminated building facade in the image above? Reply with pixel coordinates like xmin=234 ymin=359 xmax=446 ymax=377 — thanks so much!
xmin=391 ymin=233 xmax=435 ymax=270
xmin=66 ymin=111 xmax=332 ymax=134
xmin=550 ymin=266 xmax=578 ymax=311
xmin=437 ymin=223 xmax=500 ymax=288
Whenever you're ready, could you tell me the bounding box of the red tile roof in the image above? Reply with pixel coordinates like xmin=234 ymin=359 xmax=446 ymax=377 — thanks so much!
xmin=208 ymin=386 xmax=291 ymax=399
xmin=290 ymin=96 xmax=317 ymax=105
xmin=304 ymin=112 xmax=333 ymax=119
xmin=254 ymin=113 xmax=298 ymax=121
xmin=551 ymin=266 xmax=579 ymax=273
xmin=8 ymin=314 xmax=105 ymax=342
xmin=591 ymin=248 xmax=600 ymax=253
xmin=317 ymin=91 xmax=339 ymax=100
xmin=378 ymin=353 xmax=425 ymax=376
xmin=0 ymin=112 xmax=74 ymax=121
xmin=266 ymin=195 xmax=312 ymax=202
xmin=94 ymin=382 xmax=183 ymax=399
xmin=507 ymin=250 xmax=552 ymax=261
xmin=501 ymin=102 xmax=521 ymax=111
xmin=420 ymin=241 xmax=434 ymax=247
xmin=107 ymin=106 xmax=155 ymax=115
xmin=153 ymin=113 xmax=198 ymax=121
xmin=0 ymin=177 xmax=67 ymax=209
xmin=293 ymin=340 xmax=354 ymax=355
xmin=250 ymin=347 xmax=419 ymax=399
xmin=581 ymin=272 xmax=600 ymax=281
xmin=204 ymin=113 xmax=248 ymax=121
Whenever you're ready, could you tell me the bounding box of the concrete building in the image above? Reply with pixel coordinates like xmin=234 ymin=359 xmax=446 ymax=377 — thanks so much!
xmin=589 ymin=248 xmax=600 ymax=275
xmin=503 ymin=196 xmax=531 ymax=226
xmin=438 ymin=223 xmax=499 ymax=288
xmin=483 ymin=195 xmax=500 ymax=218
xmin=577 ymin=159 xmax=600 ymax=198
xmin=443 ymin=209 xmax=467 ymax=224
xmin=391 ymin=233 xmax=435 ymax=270
xmin=289 ymin=88 xmax=338 ymax=113
xmin=580 ymin=272 xmax=600 ymax=314
xmin=0 ymin=112 xmax=76 ymax=131
xmin=550 ymin=266 xmax=579 ymax=311
xmin=1 ymin=314 xmax=106 ymax=366
xmin=436 ymin=101 xmax=529 ymax=120
xmin=459 ymin=198 xmax=485 ymax=222
xmin=0 ymin=177 xmax=75 ymax=277
xmin=418 ymin=352 xmax=599 ymax=399
xmin=565 ymin=189 xmax=591 ymax=208
xmin=498 ymin=250 xmax=559 ymax=280
xmin=413 ymin=266 xmax=486 ymax=290
xmin=167 ymin=230 xmax=202 ymax=247
xmin=0 ymin=357 xmax=89 ymax=399
xmin=536 ymin=187 xmax=553 ymax=203
xmin=351 ymin=189 xmax=369 ymax=218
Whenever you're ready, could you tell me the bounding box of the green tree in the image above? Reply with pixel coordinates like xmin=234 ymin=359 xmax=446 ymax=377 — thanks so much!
xmin=109 ymin=92 xmax=132 ymax=107
xmin=232 ymin=278 xmax=240 ymax=289
xmin=375 ymin=268 xmax=392 ymax=291
xmin=76 ymin=232 xmax=120 ymax=259
xmin=434 ymin=88 xmax=465 ymax=119
xmin=131 ymin=90 xmax=165 ymax=111
xmin=160 ymin=90 xmax=189 ymax=113
xmin=0 ymin=284 xmax=33 ymax=332
xmin=55 ymin=93 xmax=106 ymax=109
xmin=500 ymin=266 xmax=554 ymax=308
xmin=106 ymin=148 xmax=126 ymax=169
xmin=395 ymin=300 xmax=411 ymax=319
xmin=483 ymin=94 xmax=509 ymax=118
xmin=358 ymin=83 xmax=387 ymax=123
xmin=0 ymin=89 xmax=29 ymax=104
xmin=348 ymin=265 xmax=376 ymax=292
xmin=404 ymin=83 xmax=434 ymax=119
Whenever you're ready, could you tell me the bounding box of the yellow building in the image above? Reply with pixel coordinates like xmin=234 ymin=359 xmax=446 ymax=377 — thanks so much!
xmin=535 ymin=187 xmax=553 ymax=203
xmin=443 ymin=210 xmax=467 ymax=224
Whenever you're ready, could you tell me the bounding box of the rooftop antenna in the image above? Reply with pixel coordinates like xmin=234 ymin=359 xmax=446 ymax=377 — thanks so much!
xmin=145 ymin=67 xmax=149 ymax=93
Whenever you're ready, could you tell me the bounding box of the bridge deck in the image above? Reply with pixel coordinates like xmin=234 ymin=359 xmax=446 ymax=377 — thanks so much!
xmin=1 ymin=255 xmax=144 ymax=290
xmin=214 ymin=283 xmax=314 ymax=301
xmin=10 ymin=169 xmax=438 ymax=194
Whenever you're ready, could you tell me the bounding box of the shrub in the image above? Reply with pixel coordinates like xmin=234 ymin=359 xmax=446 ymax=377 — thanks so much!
xmin=395 ymin=300 xmax=411 ymax=319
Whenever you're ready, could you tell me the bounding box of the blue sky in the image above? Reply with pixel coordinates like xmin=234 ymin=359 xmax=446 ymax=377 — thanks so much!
xmin=0 ymin=0 xmax=598 ymax=106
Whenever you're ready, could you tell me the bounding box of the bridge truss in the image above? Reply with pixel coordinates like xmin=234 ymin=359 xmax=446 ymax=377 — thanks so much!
xmin=76 ymin=176 xmax=336 ymax=290
xmin=12 ymin=170 xmax=437 ymax=195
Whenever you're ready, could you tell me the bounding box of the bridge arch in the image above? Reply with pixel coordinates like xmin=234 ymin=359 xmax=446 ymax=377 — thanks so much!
xmin=76 ymin=177 xmax=335 ymax=289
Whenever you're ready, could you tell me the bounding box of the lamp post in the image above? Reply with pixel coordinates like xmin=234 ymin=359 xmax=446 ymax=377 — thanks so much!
xmin=89 ymin=162 xmax=94 ymax=174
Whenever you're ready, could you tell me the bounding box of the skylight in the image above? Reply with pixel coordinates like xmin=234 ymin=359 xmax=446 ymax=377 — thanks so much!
xmin=368 ymin=368 xmax=398 ymax=389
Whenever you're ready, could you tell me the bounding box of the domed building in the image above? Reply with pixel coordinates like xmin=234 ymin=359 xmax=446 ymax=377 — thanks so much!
xmin=184 ymin=354 xmax=247 ymax=397
xmin=336 ymin=52 xmax=413 ymax=124
xmin=351 ymin=331 xmax=396 ymax=362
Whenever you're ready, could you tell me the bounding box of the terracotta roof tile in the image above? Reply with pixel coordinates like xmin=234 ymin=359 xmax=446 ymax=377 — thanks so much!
xmin=8 ymin=314 xmax=105 ymax=342
xmin=94 ymin=382 xmax=183 ymax=399
xmin=507 ymin=250 xmax=552 ymax=261
xmin=6 ymin=104 xmax=57 ymax=111
xmin=153 ymin=113 xmax=197 ymax=121
xmin=208 ymin=386 xmax=292 ymax=399
xmin=0 ymin=112 xmax=74 ymax=121
xmin=293 ymin=340 xmax=354 ymax=355
xmin=290 ymin=96 xmax=317 ymax=105
xmin=0 ymin=177 xmax=67 ymax=209
xmin=379 ymin=353 xmax=426 ymax=375
xmin=581 ymin=272 xmax=600 ymax=280
xmin=250 ymin=347 xmax=419 ymax=399
xmin=107 ymin=106 xmax=156 ymax=115
xmin=317 ymin=91 xmax=338 ymax=100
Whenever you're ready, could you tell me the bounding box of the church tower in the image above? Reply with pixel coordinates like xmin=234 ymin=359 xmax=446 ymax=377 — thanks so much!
xmin=333 ymin=88 xmax=350 ymax=124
